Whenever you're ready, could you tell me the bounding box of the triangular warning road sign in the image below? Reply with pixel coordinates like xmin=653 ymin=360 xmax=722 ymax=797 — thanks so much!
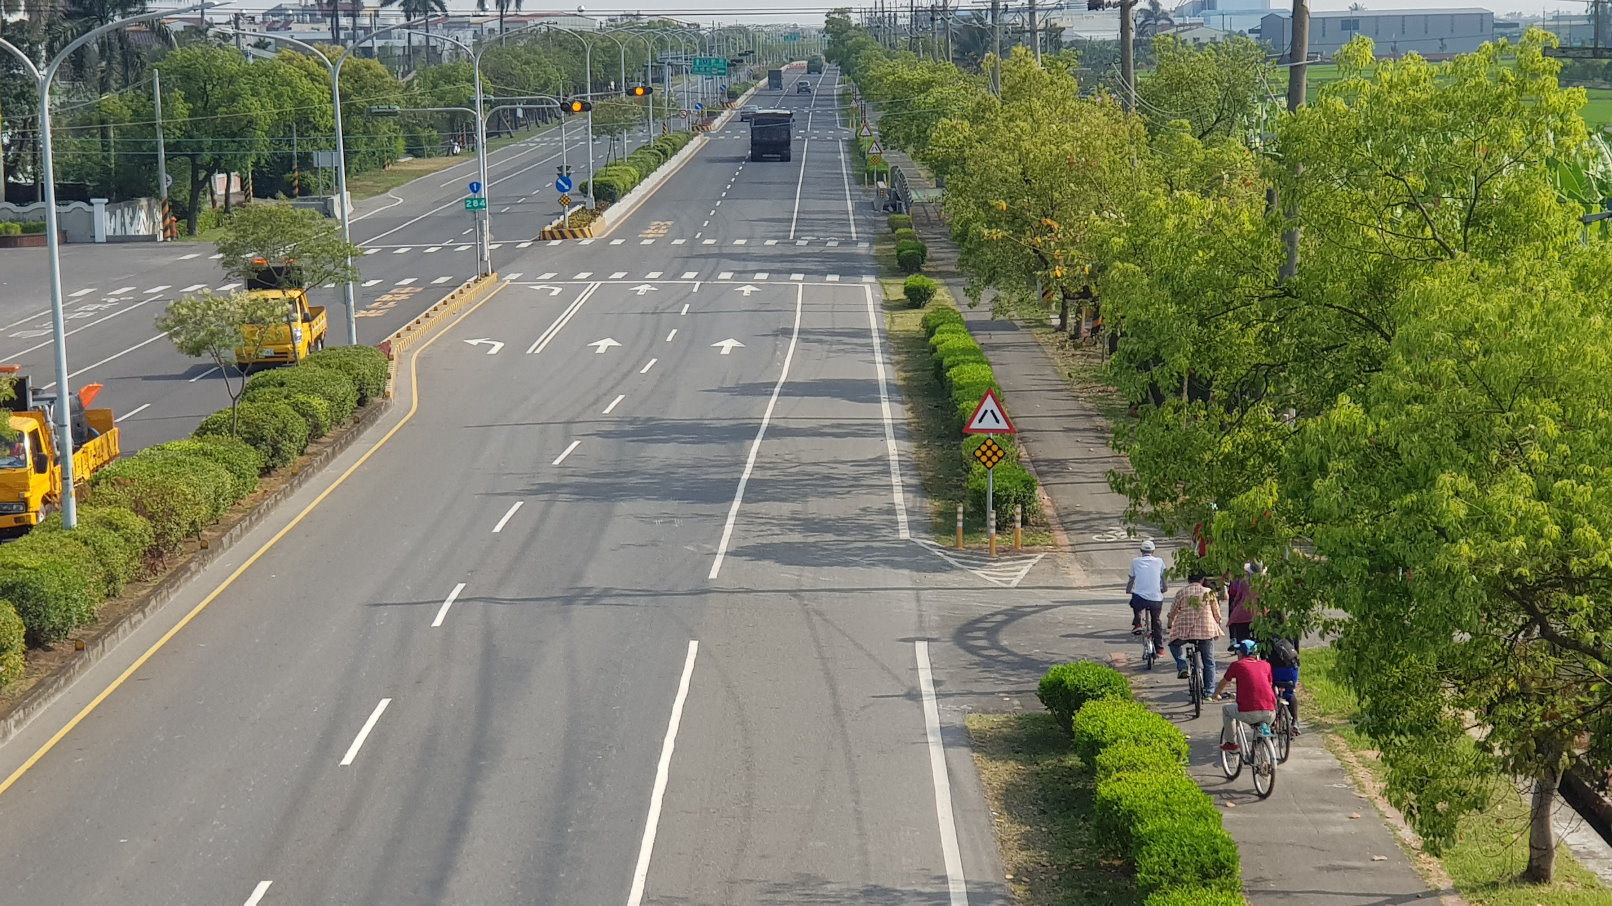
xmin=868 ymin=140 xmax=884 ymax=155
xmin=963 ymin=388 xmax=1017 ymax=435
xmin=859 ymin=122 xmax=873 ymax=137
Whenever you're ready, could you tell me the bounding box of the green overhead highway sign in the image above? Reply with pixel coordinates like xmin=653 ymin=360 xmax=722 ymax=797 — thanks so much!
xmin=464 ymin=197 xmax=487 ymax=211
xmin=691 ymin=56 xmax=728 ymax=76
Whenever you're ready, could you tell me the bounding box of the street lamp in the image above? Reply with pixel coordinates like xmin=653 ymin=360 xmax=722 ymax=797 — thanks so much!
xmin=217 ymin=17 xmax=429 ymax=346
xmin=0 ymin=3 xmax=210 ymax=530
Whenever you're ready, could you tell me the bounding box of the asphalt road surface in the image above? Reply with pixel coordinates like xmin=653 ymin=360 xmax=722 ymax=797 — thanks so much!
xmin=0 ymin=67 xmax=1017 ymax=905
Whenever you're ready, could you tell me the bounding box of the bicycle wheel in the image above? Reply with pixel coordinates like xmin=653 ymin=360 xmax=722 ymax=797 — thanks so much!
xmin=1274 ymin=702 xmax=1293 ymax=763
xmin=1188 ymin=653 xmax=1202 ymax=719
xmin=1219 ymin=722 xmax=1243 ymax=779
xmin=1252 ymin=734 xmax=1278 ymax=798
xmin=1142 ymin=637 xmax=1155 ymax=670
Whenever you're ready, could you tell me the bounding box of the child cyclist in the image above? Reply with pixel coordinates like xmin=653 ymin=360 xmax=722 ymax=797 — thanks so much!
xmin=1212 ymin=639 xmax=1276 ymax=752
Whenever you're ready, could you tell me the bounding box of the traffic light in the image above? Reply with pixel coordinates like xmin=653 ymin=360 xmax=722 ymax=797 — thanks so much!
xmin=628 ymin=85 xmax=653 ymax=97
xmin=565 ymin=98 xmax=592 ymax=114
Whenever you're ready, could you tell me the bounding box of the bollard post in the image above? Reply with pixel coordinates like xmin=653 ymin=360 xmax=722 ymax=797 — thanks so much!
xmin=956 ymin=503 xmax=965 ymax=550
xmin=989 ymin=510 xmax=997 ymax=558
xmin=1014 ymin=503 xmax=1023 ymax=550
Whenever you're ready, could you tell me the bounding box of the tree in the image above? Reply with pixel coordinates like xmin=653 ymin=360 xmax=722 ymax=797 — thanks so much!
xmin=380 ymin=0 xmax=446 ymax=70
xmin=1134 ymin=0 xmax=1174 ymax=39
xmin=590 ymin=97 xmax=642 ymax=160
xmin=475 ymin=0 xmax=521 ymax=35
xmin=157 ymin=45 xmax=275 ymax=234
xmin=1138 ymin=35 xmax=1273 ymax=141
xmin=214 ymin=203 xmax=362 ymax=290
xmin=156 ymin=291 xmax=291 ymax=431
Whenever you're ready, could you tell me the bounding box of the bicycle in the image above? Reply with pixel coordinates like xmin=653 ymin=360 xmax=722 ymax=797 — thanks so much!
xmin=1271 ymin=682 xmax=1296 ymax=764
xmin=1182 ymin=641 xmax=1202 ymax=719
xmin=1140 ymin=630 xmax=1157 ymax=670
xmin=1219 ymin=710 xmax=1279 ymax=798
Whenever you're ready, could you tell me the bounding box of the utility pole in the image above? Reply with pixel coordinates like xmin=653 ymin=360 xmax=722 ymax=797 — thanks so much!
xmin=990 ymin=0 xmax=1002 ymax=94
xmin=1120 ymin=0 xmax=1136 ymax=110
xmin=1279 ymin=0 xmax=1309 ymax=282
xmin=1028 ymin=0 xmax=1041 ymax=63
xmin=153 ymin=69 xmax=167 ymax=241
xmin=233 ymin=12 xmax=243 ymax=53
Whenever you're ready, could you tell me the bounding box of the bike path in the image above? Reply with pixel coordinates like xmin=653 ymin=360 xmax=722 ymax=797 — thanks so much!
xmin=916 ymin=228 xmax=1450 ymax=906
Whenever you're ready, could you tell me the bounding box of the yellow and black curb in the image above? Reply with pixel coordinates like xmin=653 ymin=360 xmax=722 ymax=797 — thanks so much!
xmin=538 ymin=225 xmax=595 ymax=240
xmin=380 ymin=272 xmax=504 ymax=395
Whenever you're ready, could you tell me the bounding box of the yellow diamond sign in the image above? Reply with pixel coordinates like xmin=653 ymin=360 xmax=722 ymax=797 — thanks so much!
xmin=972 ymin=437 xmax=1006 ymax=469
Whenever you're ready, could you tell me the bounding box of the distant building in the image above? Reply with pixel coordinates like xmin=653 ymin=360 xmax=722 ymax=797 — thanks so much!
xmin=1042 ymin=8 xmax=1122 ymax=41
xmin=1157 ymin=23 xmax=1235 ymax=43
xmin=1175 ymin=0 xmax=1272 ymax=35
xmin=1260 ymin=7 xmax=1494 ymax=59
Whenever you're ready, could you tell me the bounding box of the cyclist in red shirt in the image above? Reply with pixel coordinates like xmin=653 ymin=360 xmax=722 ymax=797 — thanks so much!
xmin=1212 ymin=639 xmax=1276 ymax=752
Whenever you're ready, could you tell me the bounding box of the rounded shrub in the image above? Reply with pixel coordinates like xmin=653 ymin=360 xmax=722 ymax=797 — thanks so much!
xmin=1093 ymin=770 xmax=1221 ymax=856
xmin=1073 ymin=698 xmax=1191 ymax=768
xmin=967 ymin=462 xmax=1038 ymax=527
xmin=305 ymin=345 xmax=389 ymax=405
xmin=1143 ymin=888 xmax=1247 ymax=906
xmin=896 ymin=244 xmax=926 ymax=275
xmin=106 ymin=449 xmax=237 ymax=522
xmin=1094 ymin=741 xmax=1187 ymax=782
xmin=0 ymin=546 xmax=101 ymax=647
xmin=34 ymin=508 xmax=149 ymax=594
xmin=244 ymin=386 xmax=334 ymax=439
xmin=892 ymin=227 xmax=919 ymax=244
xmin=1134 ymin=823 xmax=1241 ymax=895
xmin=148 ymin=437 xmax=264 ymax=498
xmin=921 ymin=306 xmax=964 ymax=337
xmin=1038 ymin=662 xmax=1133 ymax=735
xmin=244 ymin=365 xmax=358 ymax=423
xmin=0 ymin=600 xmax=24 ymax=688
xmin=945 ymin=362 xmax=997 ymax=394
xmin=902 ymin=274 xmax=937 ymax=308
xmin=194 ymin=401 xmax=310 ymax=472
xmin=928 ymin=324 xmax=974 ymax=350
xmin=888 ymin=213 xmax=913 ymax=232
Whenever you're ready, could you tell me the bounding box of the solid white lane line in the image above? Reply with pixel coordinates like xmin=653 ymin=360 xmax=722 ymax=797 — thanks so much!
xmin=864 ymin=285 xmax=911 ymax=539
xmin=526 ymin=284 xmax=598 ymax=355
xmin=666 ymin=329 xmax=677 ymax=341
xmin=243 ymin=881 xmax=272 ymax=906
xmin=916 ymin=641 xmax=970 ymax=906
xmin=340 ymin=699 xmax=392 ymax=765
xmin=709 ymin=283 xmax=803 ymax=580
xmin=625 ymin=640 xmax=699 ymax=906
xmin=188 ymin=365 xmax=221 ymax=384
xmin=432 ymin=583 xmax=467 ymax=627
xmin=115 ymin=402 xmax=151 ymax=422
xmin=603 ymin=394 xmax=625 ymax=414
xmin=640 ymin=358 xmax=657 ymax=374
xmin=39 ymin=333 xmax=166 ymax=390
xmin=552 ymin=440 xmax=581 ymax=466
xmin=787 ymin=111 xmax=815 ymax=240
xmin=491 ymin=503 xmax=523 ymax=534
xmin=7 ymin=296 xmax=162 ymax=360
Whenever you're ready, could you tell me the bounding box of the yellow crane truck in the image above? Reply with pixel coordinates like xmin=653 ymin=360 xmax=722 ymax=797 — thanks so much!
xmin=234 ymin=258 xmax=328 ymax=368
xmin=0 ymin=367 xmax=121 ymax=533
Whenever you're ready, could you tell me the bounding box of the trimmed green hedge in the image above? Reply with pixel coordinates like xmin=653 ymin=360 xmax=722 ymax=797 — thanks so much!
xmin=147 ymin=437 xmax=264 ymax=496
xmin=921 ymin=306 xmax=964 ymax=336
xmin=893 ymin=227 xmax=919 ymax=244
xmin=902 ymin=274 xmax=937 ymax=308
xmin=0 ymin=600 xmax=24 ymax=688
xmin=1037 ymin=661 xmax=1132 ymax=735
xmin=194 ymin=400 xmax=310 ymax=471
xmin=1136 ymin=823 xmax=1242 ymax=895
xmin=896 ymin=240 xmax=927 ymax=274
xmin=244 ymin=386 xmax=335 ymax=439
xmin=89 ymin=453 xmax=230 ymax=556
xmin=888 ymin=213 xmax=913 ymax=231
xmin=1094 ymin=741 xmax=1188 ymax=782
xmin=305 ymin=345 xmax=389 ymax=405
xmin=1143 ymin=888 xmax=1247 ymax=906
xmin=0 ymin=543 xmax=101 ymax=647
xmin=34 ymin=506 xmax=152 ymax=594
xmin=1073 ymin=699 xmax=1191 ymax=768
xmin=244 ymin=365 xmax=358 ymax=423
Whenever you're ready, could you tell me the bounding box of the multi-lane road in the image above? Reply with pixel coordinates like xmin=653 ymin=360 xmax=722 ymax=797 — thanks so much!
xmin=0 ymin=67 xmax=1032 ymax=905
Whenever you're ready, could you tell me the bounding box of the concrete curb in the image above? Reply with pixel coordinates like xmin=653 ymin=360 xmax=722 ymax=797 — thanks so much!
xmin=590 ymin=132 xmax=712 ymax=239
xmin=381 ymin=272 xmax=503 ymax=394
xmin=0 ymin=396 xmax=393 ymax=748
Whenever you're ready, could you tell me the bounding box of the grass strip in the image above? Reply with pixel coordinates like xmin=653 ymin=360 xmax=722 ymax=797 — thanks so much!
xmin=966 ymin=712 xmax=1143 ymax=906
xmin=1302 ymin=648 xmax=1612 ymax=906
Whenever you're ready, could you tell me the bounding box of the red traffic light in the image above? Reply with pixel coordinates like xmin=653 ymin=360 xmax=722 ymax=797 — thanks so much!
xmin=628 ymin=84 xmax=653 ymax=97
xmin=565 ymin=98 xmax=592 ymax=113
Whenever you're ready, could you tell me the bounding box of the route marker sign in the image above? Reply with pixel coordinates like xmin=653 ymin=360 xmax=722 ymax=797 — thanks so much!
xmin=464 ymin=197 xmax=488 ymax=211
xmin=971 ymin=436 xmax=1007 ymax=468
xmin=558 ymin=193 xmax=572 ymax=207
xmin=555 ymin=174 xmax=574 ymax=193
xmin=468 ymin=180 xmax=483 ymax=194
xmin=963 ymin=388 xmax=1016 ymax=434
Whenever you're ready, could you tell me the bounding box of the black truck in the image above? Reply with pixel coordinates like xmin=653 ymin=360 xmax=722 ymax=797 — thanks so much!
xmin=750 ymin=109 xmax=793 ymax=162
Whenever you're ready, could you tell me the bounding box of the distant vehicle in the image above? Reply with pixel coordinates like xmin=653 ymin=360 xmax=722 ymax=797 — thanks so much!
xmin=0 ymin=367 xmax=120 ymax=534
xmin=740 ymin=104 xmax=761 ymax=122
xmin=807 ymin=55 xmax=824 ymax=74
xmin=750 ymin=109 xmax=793 ymax=162
xmin=767 ymin=68 xmax=784 ymax=90
xmin=797 ymin=79 xmax=812 ymax=94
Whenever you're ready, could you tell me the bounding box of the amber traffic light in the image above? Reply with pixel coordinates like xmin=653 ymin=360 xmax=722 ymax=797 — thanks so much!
xmin=628 ymin=84 xmax=653 ymax=97
xmin=565 ymin=98 xmax=592 ymax=114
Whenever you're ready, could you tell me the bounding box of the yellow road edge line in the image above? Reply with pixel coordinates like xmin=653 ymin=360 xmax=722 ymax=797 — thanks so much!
xmin=0 ymin=278 xmax=512 ymax=801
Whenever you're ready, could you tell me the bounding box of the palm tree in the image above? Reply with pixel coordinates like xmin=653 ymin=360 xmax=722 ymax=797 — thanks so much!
xmin=1134 ymin=0 xmax=1174 ymax=38
xmin=319 ymin=0 xmax=342 ymax=45
xmin=57 ymin=0 xmax=169 ymax=93
xmin=381 ymin=0 xmax=446 ymax=70
xmin=475 ymin=0 xmax=521 ymax=35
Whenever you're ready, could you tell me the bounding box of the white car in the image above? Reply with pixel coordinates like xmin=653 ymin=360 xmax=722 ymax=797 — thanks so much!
xmin=740 ymin=105 xmax=761 ymax=122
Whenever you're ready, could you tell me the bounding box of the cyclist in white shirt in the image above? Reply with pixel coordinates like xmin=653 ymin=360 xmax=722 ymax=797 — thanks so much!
xmin=1126 ymin=540 xmax=1168 ymax=660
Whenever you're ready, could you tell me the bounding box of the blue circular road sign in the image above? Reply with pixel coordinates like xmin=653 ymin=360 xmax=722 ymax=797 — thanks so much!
xmin=555 ymin=175 xmax=574 ymax=193
xmin=468 ymin=180 xmax=483 ymax=194
xmin=694 ymin=102 xmax=704 ymax=112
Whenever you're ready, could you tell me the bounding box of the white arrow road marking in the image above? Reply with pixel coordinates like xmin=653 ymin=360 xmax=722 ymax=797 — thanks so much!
xmin=531 ymin=285 xmax=564 ymax=296
xmin=630 ymin=284 xmax=657 ymax=296
xmin=735 ymin=285 xmax=760 ymax=296
xmin=712 ymin=338 xmax=745 ymax=355
xmin=464 ymin=338 xmax=504 ymax=354
xmin=589 ymin=338 xmax=622 ymax=354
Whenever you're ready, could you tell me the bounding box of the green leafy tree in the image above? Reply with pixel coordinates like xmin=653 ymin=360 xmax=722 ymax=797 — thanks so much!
xmin=591 ymin=97 xmax=643 ymax=161
xmin=1138 ymin=34 xmax=1274 ymax=141
xmin=157 ymin=45 xmax=275 ymax=234
xmin=156 ymin=291 xmax=291 ymax=431
xmin=214 ymin=203 xmax=361 ymax=290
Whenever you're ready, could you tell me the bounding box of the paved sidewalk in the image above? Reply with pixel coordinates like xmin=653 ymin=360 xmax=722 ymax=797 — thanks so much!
xmin=916 ymin=226 xmax=1451 ymax=906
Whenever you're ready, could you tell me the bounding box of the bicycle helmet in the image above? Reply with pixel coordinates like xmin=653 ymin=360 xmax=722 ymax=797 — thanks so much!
xmin=1140 ymin=540 xmax=1156 ymax=553
xmin=1234 ymin=639 xmax=1258 ymax=656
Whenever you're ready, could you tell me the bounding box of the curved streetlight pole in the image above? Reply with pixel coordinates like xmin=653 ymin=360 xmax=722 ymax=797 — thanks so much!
xmin=543 ymin=25 xmax=605 ymax=209
xmin=0 ymin=4 xmax=209 ymax=530
xmin=613 ymin=29 xmax=663 ymax=138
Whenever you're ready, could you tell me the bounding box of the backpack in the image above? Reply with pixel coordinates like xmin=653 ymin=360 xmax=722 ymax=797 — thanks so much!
xmin=1268 ymin=638 xmax=1300 ymax=668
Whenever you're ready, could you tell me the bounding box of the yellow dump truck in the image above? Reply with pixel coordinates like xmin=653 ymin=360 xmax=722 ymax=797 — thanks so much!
xmin=234 ymin=259 xmax=328 ymax=368
xmin=0 ymin=367 xmax=121 ymax=533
